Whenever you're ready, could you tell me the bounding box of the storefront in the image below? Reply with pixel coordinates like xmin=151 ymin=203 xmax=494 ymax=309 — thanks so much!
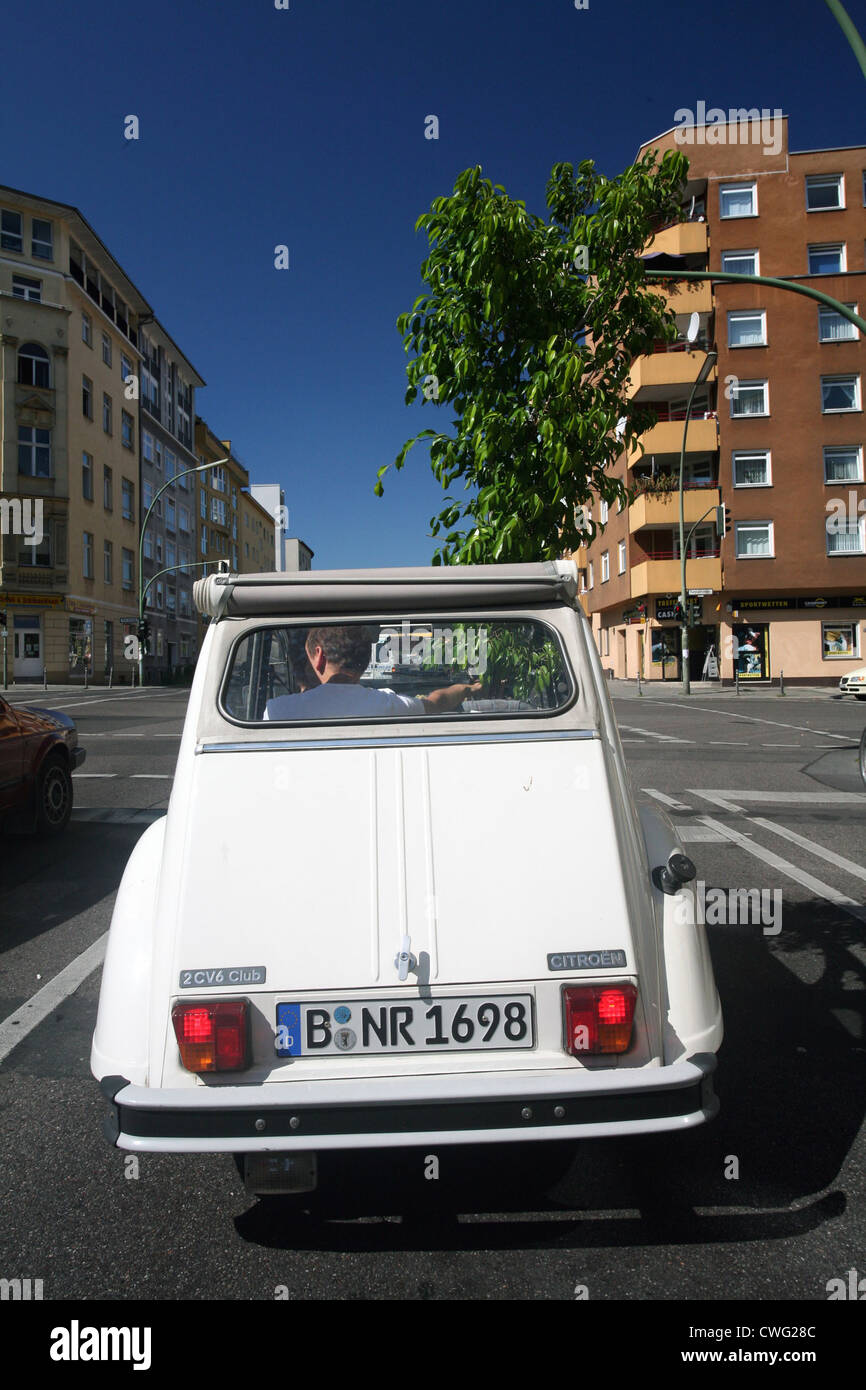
xmin=0 ymin=593 xmax=64 ymax=682
xmin=725 ymin=595 xmax=866 ymax=685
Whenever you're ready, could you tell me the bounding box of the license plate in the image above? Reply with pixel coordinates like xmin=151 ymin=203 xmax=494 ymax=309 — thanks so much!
xmin=275 ymin=994 xmax=533 ymax=1056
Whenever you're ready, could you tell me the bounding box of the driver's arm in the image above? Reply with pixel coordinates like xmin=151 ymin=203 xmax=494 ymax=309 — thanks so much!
xmin=420 ymin=681 xmax=482 ymax=713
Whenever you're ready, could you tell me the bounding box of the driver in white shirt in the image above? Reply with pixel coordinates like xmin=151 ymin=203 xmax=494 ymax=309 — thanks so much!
xmin=264 ymin=624 xmax=481 ymax=721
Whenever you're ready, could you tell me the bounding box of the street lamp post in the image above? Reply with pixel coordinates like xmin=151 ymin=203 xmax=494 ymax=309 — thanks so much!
xmin=137 ymin=456 xmax=229 ymax=686
xmin=679 ymin=349 xmax=717 ymax=695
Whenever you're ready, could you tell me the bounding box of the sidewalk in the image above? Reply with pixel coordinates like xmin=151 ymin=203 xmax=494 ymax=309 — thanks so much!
xmin=608 ymin=678 xmax=840 ymax=700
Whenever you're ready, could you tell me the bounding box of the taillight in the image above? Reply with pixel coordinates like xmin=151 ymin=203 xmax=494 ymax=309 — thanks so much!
xmin=171 ymin=1000 xmax=249 ymax=1072
xmin=562 ymin=983 xmax=637 ymax=1055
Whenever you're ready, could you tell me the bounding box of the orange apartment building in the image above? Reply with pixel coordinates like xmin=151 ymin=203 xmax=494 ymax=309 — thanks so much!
xmin=578 ymin=118 xmax=866 ymax=685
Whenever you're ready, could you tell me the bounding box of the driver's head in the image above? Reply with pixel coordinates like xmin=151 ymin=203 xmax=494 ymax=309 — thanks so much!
xmin=305 ymin=624 xmax=380 ymax=678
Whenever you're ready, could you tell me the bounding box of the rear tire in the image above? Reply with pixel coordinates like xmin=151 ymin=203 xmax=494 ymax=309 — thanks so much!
xmin=34 ymin=755 xmax=72 ymax=834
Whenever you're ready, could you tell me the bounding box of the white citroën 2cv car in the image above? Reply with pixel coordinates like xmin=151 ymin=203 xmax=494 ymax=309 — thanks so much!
xmin=92 ymin=560 xmax=722 ymax=1195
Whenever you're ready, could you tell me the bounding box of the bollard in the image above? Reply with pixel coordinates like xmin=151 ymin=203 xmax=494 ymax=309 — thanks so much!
xmin=43 ymin=667 xmax=47 ymax=690
xmin=735 ymin=667 xmax=740 ymax=695
xmin=637 ymin=670 xmax=642 ymax=697
xmin=779 ymin=668 xmax=785 ymax=696
xmin=84 ymin=664 xmax=88 ymax=690
xmin=108 ymin=666 xmax=112 ymax=688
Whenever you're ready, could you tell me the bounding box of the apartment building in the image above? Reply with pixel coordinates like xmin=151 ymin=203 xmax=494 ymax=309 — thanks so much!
xmin=194 ymin=417 xmax=276 ymax=649
xmin=579 ymin=119 xmax=866 ymax=685
xmin=249 ymin=482 xmax=287 ymax=568
xmin=0 ymin=185 xmax=150 ymax=681
xmin=139 ymin=319 xmax=205 ymax=680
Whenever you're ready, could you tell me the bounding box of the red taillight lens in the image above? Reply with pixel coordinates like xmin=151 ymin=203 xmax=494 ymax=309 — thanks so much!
xmin=563 ymin=983 xmax=637 ymax=1055
xmin=171 ymin=1000 xmax=249 ymax=1072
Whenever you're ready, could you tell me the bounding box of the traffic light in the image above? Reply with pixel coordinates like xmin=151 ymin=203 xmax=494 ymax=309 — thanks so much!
xmin=716 ymin=504 xmax=733 ymax=538
xmin=0 ymin=609 xmax=6 ymax=629
xmin=137 ymin=617 xmax=151 ymax=655
xmin=674 ymin=600 xmax=685 ymax=623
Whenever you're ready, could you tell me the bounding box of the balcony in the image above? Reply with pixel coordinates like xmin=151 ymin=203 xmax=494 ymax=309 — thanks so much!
xmin=627 ymin=347 xmax=717 ymax=402
xmin=645 ymin=222 xmax=708 ymax=258
xmin=629 ymin=487 xmax=719 ymax=533
xmin=627 ymin=416 xmax=718 ymax=465
xmin=653 ymin=279 xmax=713 ymax=315
xmin=630 ymin=555 xmax=722 ymax=597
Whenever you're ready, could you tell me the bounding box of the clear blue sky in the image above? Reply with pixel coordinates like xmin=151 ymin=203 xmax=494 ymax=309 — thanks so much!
xmin=3 ymin=0 xmax=862 ymax=567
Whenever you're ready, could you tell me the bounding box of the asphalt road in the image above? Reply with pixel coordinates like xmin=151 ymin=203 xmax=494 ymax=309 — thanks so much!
xmin=0 ymin=682 xmax=864 ymax=1302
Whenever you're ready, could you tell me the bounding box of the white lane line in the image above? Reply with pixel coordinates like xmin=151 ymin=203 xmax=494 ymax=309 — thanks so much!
xmin=693 ymin=789 xmax=866 ymax=808
xmin=675 ymin=823 xmax=727 ymax=843
xmin=642 ymin=788 xmax=692 ymax=811
xmin=748 ymin=817 xmax=866 ymax=885
xmin=697 ymin=815 xmax=866 ymax=925
xmin=0 ymin=933 xmax=108 ymax=1066
xmin=16 ymin=691 xmax=181 ymax=711
xmin=709 ymin=741 xmax=741 ymax=745
xmin=647 ymin=700 xmax=852 ymax=741
xmin=130 ymin=774 xmax=172 ymax=779
xmin=72 ymin=773 xmax=117 ymax=779
xmin=619 ymin=724 xmax=690 ymax=743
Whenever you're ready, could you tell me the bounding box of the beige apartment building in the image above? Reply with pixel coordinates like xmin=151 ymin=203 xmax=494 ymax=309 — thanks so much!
xmin=578 ymin=119 xmax=866 ymax=685
xmin=0 ymin=185 xmax=149 ymax=681
xmin=194 ymin=417 xmax=276 ymax=650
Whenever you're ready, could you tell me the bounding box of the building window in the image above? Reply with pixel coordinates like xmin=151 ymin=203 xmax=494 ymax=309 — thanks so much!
xmin=165 ymin=449 xmax=175 ymax=482
xmin=719 ymin=182 xmax=757 ymax=219
xmin=200 ymin=490 xmax=206 ymax=519
xmin=824 ymin=446 xmax=863 ymax=483
xmin=82 ymin=312 xmax=92 ymax=346
xmin=121 ymin=410 xmax=134 ymax=449
xmin=156 ymin=536 xmax=163 ymax=564
xmin=1 ymin=208 xmax=23 ymax=252
xmin=102 ymin=332 xmax=112 ymax=367
xmin=17 ymin=426 xmax=51 ymax=477
xmin=83 ymin=532 xmax=94 ymax=579
xmin=821 ymin=375 xmax=861 ymax=412
xmin=201 ymin=526 xmax=207 ymax=556
xmin=822 ymin=622 xmax=860 ymax=658
xmin=599 ymin=499 xmax=608 ymax=524
xmin=818 ymin=305 xmax=858 ymax=342
xmin=104 ymin=540 xmax=113 ymax=584
xmin=31 ymin=218 xmax=53 ymax=259
xmin=732 ymin=449 xmax=771 ymax=487
xmin=728 ymin=310 xmax=766 ymax=347
xmin=121 ymin=351 xmax=133 ymax=383
xmin=82 ymin=452 xmax=93 ymax=500
xmin=735 ymin=522 xmax=773 ymax=558
xmin=179 ymin=504 xmax=191 ymax=534
xmin=618 ymin=541 xmax=626 ymax=574
xmin=17 ymin=342 xmax=50 ymax=388
xmin=730 ymin=379 xmax=769 ymax=417
xmin=588 ymin=561 xmax=594 ymax=590
xmin=166 ymin=540 xmax=176 ymax=568
xmin=122 ymin=477 xmax=134 ymax=520
xmin=826 ymin=516 xmax=865 ymax=555
xmin=103 ymin=466 xmax=113 ymax=511
xmin=82 ymin=376 xmax=93 ymax=419
xmin=142 ymin=430 xmax=161 ymax=470
xmin=144 ymin=532 xmax=153 ymax=560
xmin=12 ymin=274 xmax=41 ymax=301
xmin=721 ymin=249 xmax=759 ymax=277
xmin=155 ymin=581 xmax=164 ymax=610
xmin=806 ymin=174 xmax=844 ymax=211
xmin=18 ymin=533 xmax=51 ymax=568
xmin=103 ymin=393 xmax=112 ymax=434
xmin=166 ymin=499 xmax=176 ymax=533
xmin=211 ymin=496 xmax=227 ymax=526
xmin=808 ymin=243 xmax=845 ymax=275
xmin=600 ymin=551 xmax=610 ymax=582
xmin=211 ymin=465 xmax=226 ymax=492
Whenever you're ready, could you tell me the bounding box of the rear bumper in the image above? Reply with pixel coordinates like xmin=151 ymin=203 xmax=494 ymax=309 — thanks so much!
xmin=100 ymin=1054 xmax=718 ymax=1152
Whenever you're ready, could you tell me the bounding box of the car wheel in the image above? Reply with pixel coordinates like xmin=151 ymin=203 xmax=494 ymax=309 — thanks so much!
xmin=856 ymin=694 xmax=866 ymax=701
xmin=35 ymin=755 xmax=73 ymax=834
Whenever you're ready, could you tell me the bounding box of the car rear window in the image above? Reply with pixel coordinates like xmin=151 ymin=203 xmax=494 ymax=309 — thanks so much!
xmin=221 ymin=618 xmax=575 ymax=724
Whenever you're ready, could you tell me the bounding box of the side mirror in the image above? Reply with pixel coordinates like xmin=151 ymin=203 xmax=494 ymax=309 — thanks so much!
xmin=653 ymin=851 xmax=697 ymax=896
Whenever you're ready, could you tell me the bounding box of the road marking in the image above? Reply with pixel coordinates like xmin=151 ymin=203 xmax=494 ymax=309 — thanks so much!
xmin=648 ymin=700 xmax=852 ymax=741
xmin=619 ymin=724 xmax=690 ymax=743
xmin=748 ymin=817 xmax=866 ymax=885
xmin=0 ymin=933 xmax=108 ymax=1066
xmin=697 ymin=815 xmax=866 ymax=925
xmin=130 ymin=774 xmax=172 ymax=779
xmin=642 ymin=788 xmax=692 ymax=811
xmin=675 ymin=823 xmax=727 ymax=843
xmin=15 ymin=691 xmax=181 ymax=712
xmin=708 ymin=741 xmax=741 ymax=745
xmin=72 ymin=772 xmax=117 ymax=779
xmin=692 ymin=789 xmax=866 ymax=812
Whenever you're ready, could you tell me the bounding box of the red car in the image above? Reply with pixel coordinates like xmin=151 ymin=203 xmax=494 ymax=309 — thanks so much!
xmin=0 ymin=694 xmax=86 ymax=834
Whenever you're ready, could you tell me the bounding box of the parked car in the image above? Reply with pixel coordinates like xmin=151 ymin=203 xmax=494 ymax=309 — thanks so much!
xmin=0 ymin=694 xmax=85 ymax=834
xmin=839 ymin=666 xmax=866 ymax=700
xmin=92 ymin=561 xmax=723 ymax=1196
